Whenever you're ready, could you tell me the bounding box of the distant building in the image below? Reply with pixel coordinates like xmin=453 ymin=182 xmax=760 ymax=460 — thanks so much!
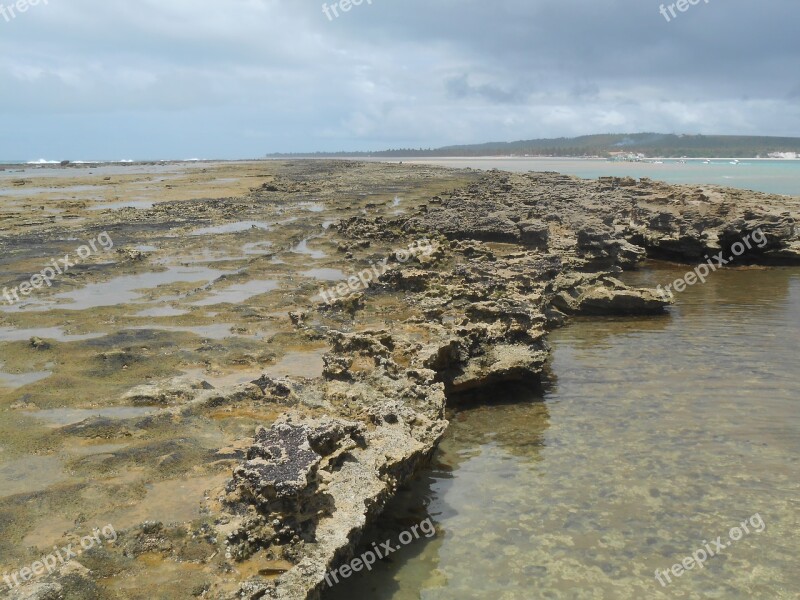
xmin=608 ymin=152 xmax=646 ymax=162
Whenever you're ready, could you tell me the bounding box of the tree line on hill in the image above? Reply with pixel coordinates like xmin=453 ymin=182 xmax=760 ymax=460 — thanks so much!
xmin=267 ymin=133 xmax=800 ymax=159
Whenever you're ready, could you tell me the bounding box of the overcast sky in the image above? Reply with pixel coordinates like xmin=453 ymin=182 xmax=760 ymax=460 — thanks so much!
xmin=2 ymin=0 xmax=798 ymax=159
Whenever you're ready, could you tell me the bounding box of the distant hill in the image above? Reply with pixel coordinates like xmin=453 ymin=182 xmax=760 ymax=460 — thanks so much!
xmin=268 ymin=133 xmax=800 ymax=159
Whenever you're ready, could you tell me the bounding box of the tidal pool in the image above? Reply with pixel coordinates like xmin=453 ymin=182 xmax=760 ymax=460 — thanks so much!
xmin=0 ymin=266 xmax=230 ymax=312
xmin=0 ymin=326 xmax=104 ymax=343
xmin=326 ymin=265 xmax=800 ymax=599
xmin=301 ymin=268 xmax=348 ymax=281
xmin=291 ymin=239 xmax=327 ymax=259
xmin=190 ymin=221 xmax=271 ymax=236
xmin=190 ymin=279 xmax=279 ymax=306
xmin=28 ymin=406 xmax=156 ymax=427
xmin=0 ymin=369 xmax=52 ymax=389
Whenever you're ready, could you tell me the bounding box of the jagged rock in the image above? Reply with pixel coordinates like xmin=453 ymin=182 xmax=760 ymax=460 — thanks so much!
xmin=518 ymin=220 xmax=549 ymax=249
xmin=446 ymin=343 xmax=549 ymax=394
xmin=30 ymin=336 xmax=50 ymax=350
xmin=219 ymin=395 xmax=445 ymax=599
xmin=251 ymin=375 xmax=294 ymax=399
xmin=319 ymin=292 xmax=365 ymax=315
xmin=553 ymin=278 xmax=670 ymax=316
xmin=116 ymin=247 xmax=148 ymax=261
xmin=576 ymin=221 xmax=616 ymax=252
xmin=288 ymin=311 xmax=307 ymax=326
xmin=378 ymin=268 xmax=430 ymax=291
xmin=576 ymin=221 xmax=646 ymax=267
xmin=224 ymin=417 xmax=367 ymax=558
xmin=408 ymin=200 xmax=521 ymax=242
xmin=628 ymin=188 xmax=800 ymax=262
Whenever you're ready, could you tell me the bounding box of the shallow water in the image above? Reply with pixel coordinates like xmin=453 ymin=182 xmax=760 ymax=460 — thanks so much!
xmin=242 ymin=241 xmax=274 ymax=255
xmin=132 ymin=305 xmax=189 ymax=318
xmin=393 ymin=158 xmax=800 ymax=196
xmin=327 ymin=264 xmax=800 ymax=599
xmin=0 ymin=369 xmax=52 ymax=389
xmin=0 ymin=266 xmax=230 ymax=312
xmin=190 ymin=221 xmax=271 ymax=236
xmin=0 ymin=455 xmax=71 ymax=497
xmin=28 ymin=406 xmax=156 ymax=427
xmin=190 ymin=279 xmax=279 ymax=306
xmin=291 ymin=239 xmax=327 ymax=260
xmin=0 ymin=326 xmax=104 ymax=343
xmin=301 ymin=268 xmax=348 ymax=281
xmin=263 ymin=348 xmax=327 ymax=379
xmin=297 ymin=201 xmax=325 ymax=212
xmin=126 ymin=323 xmax=243 ymax=340
xmin=0 ymin=184 xmax=100 ymax=198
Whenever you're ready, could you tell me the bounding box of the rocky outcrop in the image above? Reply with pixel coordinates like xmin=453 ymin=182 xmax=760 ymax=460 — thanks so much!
xmin=407 ymin=171 xmax=800 ymax=266
xmin=626 ymin=187 xmax=800 ymax=263
xmin=224 ymin=418 xmax=368 ymax=560
xmin=519 ymin=219 xmax=550 ymax=249
xmin=552 ymin=275 xmax=671 ymax=316
xmin=213 ymin=367 xmax=447 ymax=599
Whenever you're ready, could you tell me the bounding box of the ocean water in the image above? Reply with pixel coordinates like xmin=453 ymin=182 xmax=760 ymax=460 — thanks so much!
xmin=326 ymin=263 xmax=800 ymax=600
xmin=6 ymin=158 xmax=800 ymax=197
xmin=393 ymin=158 xmax=800 ymax=197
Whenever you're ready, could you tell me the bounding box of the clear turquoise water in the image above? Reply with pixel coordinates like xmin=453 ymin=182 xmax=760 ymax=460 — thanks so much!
xmin=397 ymin=158 xmax=800 ymax=197
xmin=326 ymin=264 xmax=800 ymax=600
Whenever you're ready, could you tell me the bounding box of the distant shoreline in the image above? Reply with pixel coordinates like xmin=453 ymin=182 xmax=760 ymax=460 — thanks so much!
xmin=370 ymin=156 xmax=800 ymax=162
xmin=3 ymin=156 xmax=799 ymax=170
xmin=270 ymin=155 xmax=800 ymax=162
xmin=0 ymin=159 xmax=260 ymax=170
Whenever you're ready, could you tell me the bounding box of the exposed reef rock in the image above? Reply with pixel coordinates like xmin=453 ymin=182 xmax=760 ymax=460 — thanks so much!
xmin=552 ymin=274 xmax=669 ymax=316
xmin=224 ymin=417 xmax=367 ymax=558
xmin=210 ymin=168 xmax=799 ymax=599
xmin=5 ymin=162 xmax=798 ymax=600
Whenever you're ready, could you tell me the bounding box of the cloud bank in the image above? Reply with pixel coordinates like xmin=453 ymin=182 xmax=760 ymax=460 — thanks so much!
xmin=1 ymin=0 xmax=798 ymax=158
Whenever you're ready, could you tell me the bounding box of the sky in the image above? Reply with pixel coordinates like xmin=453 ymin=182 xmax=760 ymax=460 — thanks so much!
xmin=1 ymin=0 xmax=799 ymax=160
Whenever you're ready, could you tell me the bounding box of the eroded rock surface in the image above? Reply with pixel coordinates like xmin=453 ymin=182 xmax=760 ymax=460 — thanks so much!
xmin=2 ymin=161 xmax=798 ymax=600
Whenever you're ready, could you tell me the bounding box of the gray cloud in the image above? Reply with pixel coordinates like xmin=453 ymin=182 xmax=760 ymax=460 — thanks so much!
xmin=445 ymin=74 xmax=529 ymax=104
